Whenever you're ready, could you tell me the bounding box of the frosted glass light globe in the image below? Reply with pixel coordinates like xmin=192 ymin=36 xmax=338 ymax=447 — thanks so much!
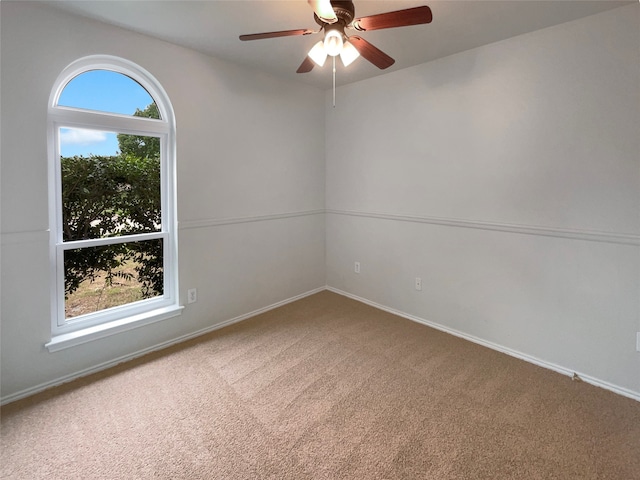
xmin=324 ymin=29 xmax=343 ymax=57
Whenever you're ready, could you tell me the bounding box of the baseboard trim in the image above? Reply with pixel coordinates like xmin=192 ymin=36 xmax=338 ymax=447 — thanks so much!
xmin=5 ymin=285 xmax=637 ymax=405
xmin=0 ymin=286 xmax=326 ymax=406
xmin=327 ymin=287 xmax=640 ymax=403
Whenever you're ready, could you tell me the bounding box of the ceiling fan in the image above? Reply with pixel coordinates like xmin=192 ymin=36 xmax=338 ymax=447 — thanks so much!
xmin=239 ymin=0 xmax=433 ymax=73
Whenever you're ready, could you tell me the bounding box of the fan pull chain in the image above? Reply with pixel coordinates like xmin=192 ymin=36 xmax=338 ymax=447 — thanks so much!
xmin=332 ymin=56 xmax=336 ymax=108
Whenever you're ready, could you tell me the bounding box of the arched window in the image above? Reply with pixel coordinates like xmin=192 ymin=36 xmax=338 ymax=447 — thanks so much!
xmin=46 ymin=56 xmax=180 ymax=351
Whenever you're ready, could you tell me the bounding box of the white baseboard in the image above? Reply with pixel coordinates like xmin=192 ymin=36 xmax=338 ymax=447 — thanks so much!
xmin=5 ymin=285 xmax=638 ymax=405
xmin=0 ymin=286 xmax=326 ymax=406
xmin=327 ymin=287 xmax=640 ymax=403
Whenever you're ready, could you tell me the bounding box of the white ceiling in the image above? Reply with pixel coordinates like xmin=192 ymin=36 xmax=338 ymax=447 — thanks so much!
xmin=41 ymin=0 xmax=632 ymax=89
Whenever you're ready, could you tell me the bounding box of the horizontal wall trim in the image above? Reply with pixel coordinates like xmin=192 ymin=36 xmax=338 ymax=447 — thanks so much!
xmin=1 ymin=210 xmax=324 ymax=244
xmin=0 ymin=286 xmax=326 ymax=406
xmin=4 ymin=211 xmax=637 ymax=246
xmin=179 ymin=209 xmax=325 ymax=230
xmin=1 ymin=229 xmax=49 ymax=245
xmin=327 ymin=287 xmax=640 ymax=403
xmin=327 ymin=209 xmax=640 ymax=246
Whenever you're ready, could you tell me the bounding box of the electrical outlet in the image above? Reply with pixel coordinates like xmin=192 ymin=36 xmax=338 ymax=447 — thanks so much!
xmin=354 ymin=262 xmax=360 ymax=274
xmin=187 ymin=288 xmax=197 ymax=304
xmin=415 ymin=277 xmax=422 ymax=291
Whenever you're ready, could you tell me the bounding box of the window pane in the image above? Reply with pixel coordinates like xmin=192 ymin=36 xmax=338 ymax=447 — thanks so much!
xmin=64 ymin=239 xmax=164 ymax=319
xmin=59 ymin=128 xmax=118 ymax=157
xmin=60 ymin=128 xmax=161 ymax=241
xmin=58 ymin=70 xmax=160 ymax=119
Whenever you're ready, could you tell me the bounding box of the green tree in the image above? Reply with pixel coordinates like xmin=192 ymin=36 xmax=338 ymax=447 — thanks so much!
xmin=117 ymin=103 xmax=160 ymax=159
xmin=62 ymin=102 xmax=164 ymax=300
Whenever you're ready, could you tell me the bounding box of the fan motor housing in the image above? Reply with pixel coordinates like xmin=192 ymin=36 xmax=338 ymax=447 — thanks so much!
xmin=314 ymin=0 xmax=355 ymax=26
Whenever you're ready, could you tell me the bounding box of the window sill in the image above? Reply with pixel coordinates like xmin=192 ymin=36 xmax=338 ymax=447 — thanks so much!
xmin=45 ymin=304 xmax=184 ymax=353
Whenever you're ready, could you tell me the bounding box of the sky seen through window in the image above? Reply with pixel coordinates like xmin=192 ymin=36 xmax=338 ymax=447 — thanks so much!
xmin=58 ymin=70 xmax=157 ymax=157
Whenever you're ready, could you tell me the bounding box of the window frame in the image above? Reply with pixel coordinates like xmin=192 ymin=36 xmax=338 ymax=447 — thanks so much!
xmin=46 ymin=55 xmax=181 ymax=352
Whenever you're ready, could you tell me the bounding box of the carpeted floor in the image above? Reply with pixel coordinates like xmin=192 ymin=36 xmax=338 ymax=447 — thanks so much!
xmin=2 ymin=291 xmax=639 ymax=479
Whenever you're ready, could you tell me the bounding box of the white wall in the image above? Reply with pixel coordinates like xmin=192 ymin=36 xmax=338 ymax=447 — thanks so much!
xmin=2 ymin=2 xmax=638 ymax=402
xmin=0 ymin=2 xmax=326 ymax=400
xmin=326 ymin=4 xmax=640 ymax=396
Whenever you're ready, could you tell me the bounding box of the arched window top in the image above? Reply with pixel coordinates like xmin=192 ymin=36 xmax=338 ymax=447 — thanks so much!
xmin=58 ymin=69 xmax=160 ymax=119
xmin=49 ymin=55 xmax=174 ymax=126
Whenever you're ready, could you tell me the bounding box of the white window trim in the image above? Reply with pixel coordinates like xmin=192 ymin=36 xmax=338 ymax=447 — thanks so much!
xmin=46 ymin=55 xmax=181 ymax=352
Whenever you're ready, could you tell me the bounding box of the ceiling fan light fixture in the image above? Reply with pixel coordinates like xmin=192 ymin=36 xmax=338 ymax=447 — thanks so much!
xmin=308 ymin=0 xmax=338 ymax=24
xmin=323 ymin=29 xmax=344 ymax=57
xmin=308 ymin=40 xmax=328 ymax=66
xmin=340 ymin=40 xmax=360 ymax=67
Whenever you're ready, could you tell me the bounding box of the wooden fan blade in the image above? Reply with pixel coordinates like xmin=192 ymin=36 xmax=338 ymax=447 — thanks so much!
xmin=352 ymin=6 xmax=432 ymax=32
xmin=239 ymin=29 xmax=315 ymax=41
xmin=348 ymin=36 xmax=395 ymax=69
xmin=308 ymin=0 xmax=338 ymax=24
xmin=297 ymin=56 xmax=315 ymax=73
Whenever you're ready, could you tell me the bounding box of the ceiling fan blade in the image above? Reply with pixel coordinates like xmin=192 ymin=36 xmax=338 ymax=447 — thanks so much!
xmin=239 ymin=29 xmax=315 ymax=41
xmin=351 ymin=6 xmax=432 ymax=32
xmin=308 ymin=0 xmax=338 ymax=24
xmin=297 ymin=56 xmax=315 ymax=74
xmin=348 ymin=36 xmax=395 ymax=69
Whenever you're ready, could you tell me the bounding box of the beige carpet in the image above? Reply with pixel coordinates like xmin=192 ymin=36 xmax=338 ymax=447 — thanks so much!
xmin=2 ymin=291 xmax=639 ymax=479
